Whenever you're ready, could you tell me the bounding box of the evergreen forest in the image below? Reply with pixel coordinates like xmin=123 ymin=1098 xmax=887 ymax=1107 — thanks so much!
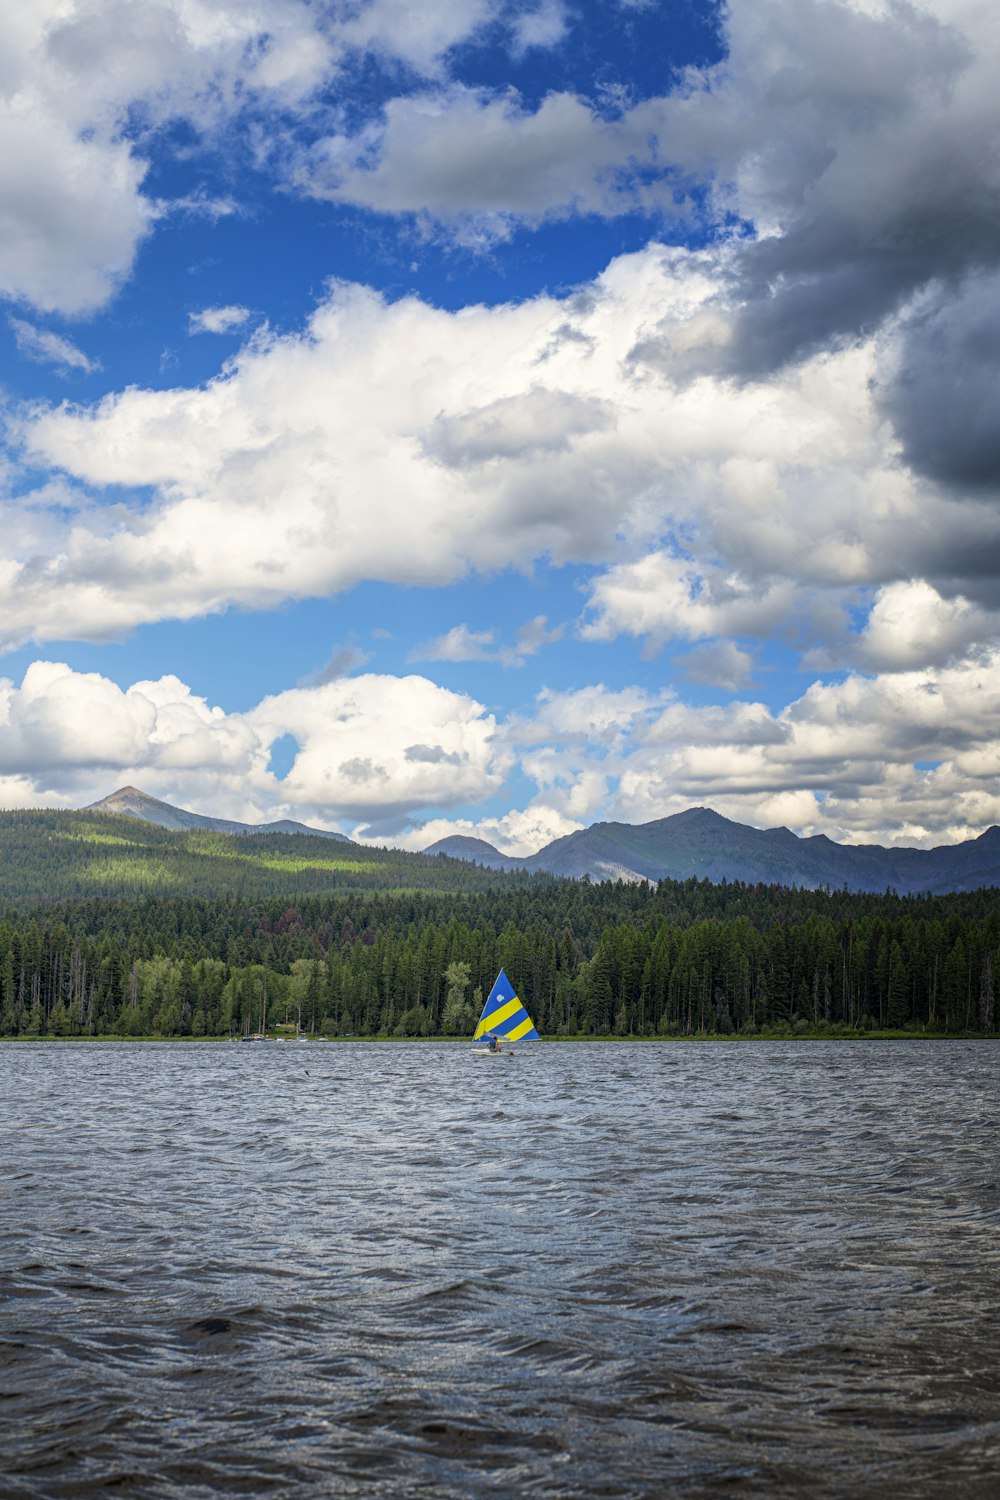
xmin=0 ymin=810 xmax=997 ymax=1039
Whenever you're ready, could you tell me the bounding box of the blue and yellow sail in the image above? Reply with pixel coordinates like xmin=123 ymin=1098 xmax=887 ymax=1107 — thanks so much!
xmin=473 ymin=969 xmax=539 ymax=1042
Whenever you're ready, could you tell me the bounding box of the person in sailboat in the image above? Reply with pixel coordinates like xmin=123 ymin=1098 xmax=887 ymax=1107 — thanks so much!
xmin=472 ymin=970 xmax=540 ymax=1051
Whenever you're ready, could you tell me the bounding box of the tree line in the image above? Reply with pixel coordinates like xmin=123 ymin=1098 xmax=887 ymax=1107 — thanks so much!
xmin=1 ymin=876 xmax=997 ymax=1037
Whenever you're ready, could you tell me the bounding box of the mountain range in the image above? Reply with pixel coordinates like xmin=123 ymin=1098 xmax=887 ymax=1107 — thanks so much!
xmin=86 ymin=788 xmax=1000 ymax=895
xmin=426 ymin=807 xmax=1000 ymax=895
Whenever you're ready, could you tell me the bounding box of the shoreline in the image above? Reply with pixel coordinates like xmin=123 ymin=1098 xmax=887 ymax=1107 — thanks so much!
xmin=2 ymin=1031 xmax=997 ymax=1044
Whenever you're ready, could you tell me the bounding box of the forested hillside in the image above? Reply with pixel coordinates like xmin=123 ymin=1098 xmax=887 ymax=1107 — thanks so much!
xmin=2 ymin=875 xmax=997 ymax=1039
xmin=0 ymin=810 xmax=514 ymax=905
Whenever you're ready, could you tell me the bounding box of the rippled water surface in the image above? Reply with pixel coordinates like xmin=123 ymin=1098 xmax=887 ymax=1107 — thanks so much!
xmin=2 ymin=1040 xmax=999 ymax=1498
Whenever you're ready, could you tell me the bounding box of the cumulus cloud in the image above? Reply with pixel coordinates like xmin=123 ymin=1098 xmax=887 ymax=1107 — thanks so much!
xmin=246 ymin=673 xmax=512 ymax=828
xmin=402 ymin=802 xmax=583 ymax=857
xmin=0 ymin=660 xmax=510 ymax=832
xmin=0 ymin=660 xmax=260 ymax=790
xmin=820 ymin=580 xmax=1000 ymax=673
xmin=9 ymin=317 xmax=99 ymax=373
xmin=581 ymin=550 xmax=796 ymax=649
xmin=5 ymin=0 xmax=997 ymax=543
xmin=296 ymin=86 xmax=655 ymax=232
xmin=647 ymin=0 xmax=1000 ymax=495
xmin=287 ymin=0 xmax=1000 ymax=499
xmin=511 ymin=683 xmax=662 ymax=750
xmin=293 ymin=0 xmax=998 ymax=284
xmin=507 ymin=655 xmax=1000 ymax=849
xmin=396 ymin=651 xmax=1000 ymax=852
xmin=333 ymin=0 xmax=498 ymax=79
xmin=0 ymin=98 xmax=155 ymax=314
xmin=0 ymin=2 xmax=299 ymax=312
xmin=4 ymin=651 xmax=1000 ymax=852
xmin=631 ymin=659 xmax=1000 ymax=844
xmin=2 ymin=0 xmax=998 ymax=794
xmin=425 ymin=389 xmax=613 ymax=464
xmin=5 ymin=245 xmax=948 ymax=657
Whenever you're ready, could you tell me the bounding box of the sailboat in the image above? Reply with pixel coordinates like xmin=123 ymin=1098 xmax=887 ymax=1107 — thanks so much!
xmin=471 ymin=969 xmax=540 ymax=1054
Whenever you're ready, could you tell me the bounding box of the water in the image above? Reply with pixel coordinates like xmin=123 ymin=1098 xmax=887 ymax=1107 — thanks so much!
xmin=1 ymin=1041 xmax=999 ymax=1498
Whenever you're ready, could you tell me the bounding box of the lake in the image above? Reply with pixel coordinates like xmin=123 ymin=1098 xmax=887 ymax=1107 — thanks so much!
xmin=1 ymin=1040 xmax=999 ymax=1497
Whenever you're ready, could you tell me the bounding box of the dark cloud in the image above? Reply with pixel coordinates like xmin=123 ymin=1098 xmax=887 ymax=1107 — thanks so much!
xmin=655 ymin=0 xmax=1000 ymax=499
xmin=878 ymin=272 xmax=1000 ymax=494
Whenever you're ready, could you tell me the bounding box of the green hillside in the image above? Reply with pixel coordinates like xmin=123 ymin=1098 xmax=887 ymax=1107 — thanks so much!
xmin=0 ymin=809 xmax=521 ymax=906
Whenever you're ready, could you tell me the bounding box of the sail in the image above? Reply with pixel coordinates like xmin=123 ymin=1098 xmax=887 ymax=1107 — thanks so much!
xmin=473 ymin=969 xmax=540 ymax=1041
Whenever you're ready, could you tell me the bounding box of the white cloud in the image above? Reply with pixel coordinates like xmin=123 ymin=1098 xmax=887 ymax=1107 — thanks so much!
xmin=411 ymin=614 xmax=563 ymax=667
xmin=279 ymin=0 xmax=1000 ymax=513
xmin=291 ymin=0 xmax=999 ymax=286
xmin=247 ymin=673 xmax=512 ymax=827
xmin=0 ymin=2 xmax=287 ymax=312
xmin=0 ymin=660 xmax=510 ymax=831
xmin=188 ymin=305 xmax=251 ymax=335
xmin=3 ymin=650 xmax=1000 ymax=851
xmin=512 ymin=683 xmax=662 ymax=750
xmin=581 ymin=550 xmax=797 ymax=648
xmin=405 ymin=650 xmax=1000 ymax=851
xmin=9 ymin=317 xmax=99 ymax=373
xmin=510 ymin=2 xmax=570 ymax=56
xmin=0 ymin=1 xmax=505 ymax=315
xmin=511 ymin=615 xmax=565 ymax=662
xmin=845 ymin=580 xmax=999 ymax=672
xmin=334 ymin=0 xmax=498 ymax=79
xmin=4 ymin=0 xmax=997 ymax=350
xmin=607 ymin=652 xmax=1000 ymax=844
xmin=0 ymin=660 xmax=259 ymax=786
xmin=8 ymin=245 xmax=950 ymax=656
xmin=297 ymin=85 xmax=669 ymax=232
xmin=0 ymin=97 xmax=155 ymax=314
xmin=401 ymin=802 xmax=582 ymax=857
xmin=411 ymin=624 xmax=499 ymax=664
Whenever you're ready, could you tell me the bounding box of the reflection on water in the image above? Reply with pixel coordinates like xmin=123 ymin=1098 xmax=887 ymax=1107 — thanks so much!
xmin=1 ymin=1040 xmax=999 ymax=1497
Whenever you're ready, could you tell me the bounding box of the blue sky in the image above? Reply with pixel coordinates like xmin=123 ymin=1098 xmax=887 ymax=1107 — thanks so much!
xmin=1 ymin=0 xmax=999 ymax=850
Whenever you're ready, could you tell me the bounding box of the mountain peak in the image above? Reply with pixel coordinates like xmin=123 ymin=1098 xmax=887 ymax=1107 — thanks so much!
xmin=90 ymin=786 xmax=167 ymax=810
xmin=85 ymin=787 xmax=352 ymax=844
xmin=668 ymin=805 xmax=730 ymax=824
xmin=423 ymin=833 xmax=526 ymax=872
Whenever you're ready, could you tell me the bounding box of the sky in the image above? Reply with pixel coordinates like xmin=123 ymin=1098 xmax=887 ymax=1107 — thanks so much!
xmin=1 ymin=0 xmax=999 ymax=853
